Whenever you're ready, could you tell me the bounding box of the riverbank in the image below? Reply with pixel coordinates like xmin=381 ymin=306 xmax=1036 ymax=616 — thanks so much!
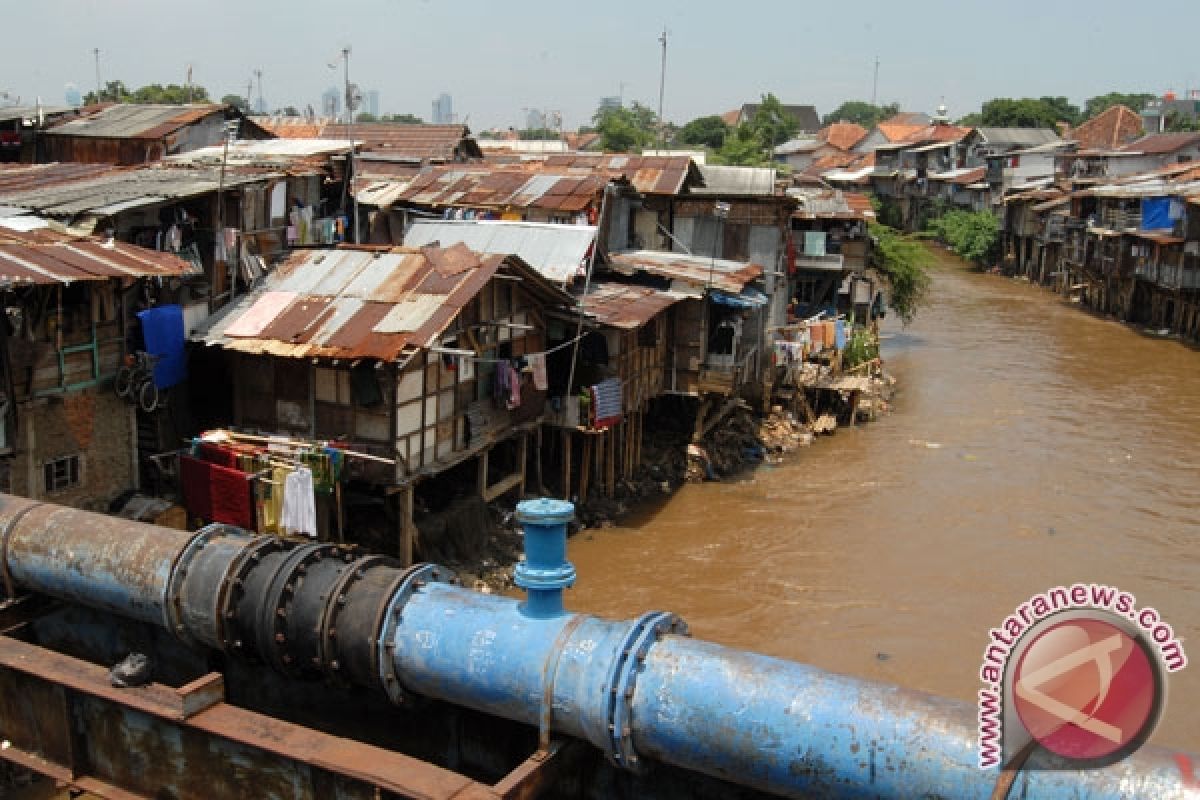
xmin=451 ymin=363 xmax=897 ymax=594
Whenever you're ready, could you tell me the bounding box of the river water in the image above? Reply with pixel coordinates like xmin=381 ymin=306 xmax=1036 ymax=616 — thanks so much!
xmin=567 ymin=246 xmax=1200 ymax=752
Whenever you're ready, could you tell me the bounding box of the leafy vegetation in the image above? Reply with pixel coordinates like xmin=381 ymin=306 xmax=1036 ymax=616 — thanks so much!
xmin=868 ymin=221 xmax=933 ymax=325
xmin=822 ymin=101 xmax=899 ymax=128
xmin=593 ymin=102 xmax=659 ymax=152
xmin=842 ymin=327 xmax=880 ymax=369
xmin=84 ymin=80 xmax=210 ymax=105
xmin=713 ymin=93 xmax=798 ymax=166
xmin=676 ymin=115 xmax=730 ymax=149
xmin=356 ymin=112 xmax=424 ymax=124
xmin=1084 ymin=92 xmax=1156 ymax=119
xmin=925 ymin=209 xmax=1000 ymax=265
xmin=961 ymin=96 xmax=1080 ymax=129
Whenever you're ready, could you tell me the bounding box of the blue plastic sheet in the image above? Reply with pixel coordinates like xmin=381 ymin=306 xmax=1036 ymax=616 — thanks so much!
xmin=1142 ymin=197 xmax=1172 ymax=230
xmin=137 ymin=304 xmax=186 ymax=389
xmin=710 ymin=288 xmax=769 ymax=308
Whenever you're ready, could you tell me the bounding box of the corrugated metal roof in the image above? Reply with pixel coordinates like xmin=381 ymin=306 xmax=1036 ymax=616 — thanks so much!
xmin=0 ymin=235 xmax=198 ymax=285
xmin=1118 ymin=132 xmax=1200 ymax=155
xmin=44 ymin=104 xmax=224 ymax=140
xmin=403 ymin=220 xmax=596 ymax=284
xmin=580 ymin=281 xmax=683 ymax=329
xmin=195 ymin=244 xmax=572 ymax=361
xmin=384 ymin=165 xmax=608 ymax=212
xmin=316 ymin=123 xmax=482 ymax=160
xmin=0 ymin=162 xmax=123 ymax=195
xmin=691 ymin=164 xmax=777 ymax=196
xmin=0 ymin=165 xmax=278 ymax=217
xmin=541 ymin=154 xmax=699 ymax=195
xmin=164 ymin=138 xmax=353 ymax=169
xmin=975 ymin=128 xmax=1061 ymax=149
xmin=607 ymin=249 xmax=762 ymax=294
xmin=788 ymin=189 xmax=876 ymax=220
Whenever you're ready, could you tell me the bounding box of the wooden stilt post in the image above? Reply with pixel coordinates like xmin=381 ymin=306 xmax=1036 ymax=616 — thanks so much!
xmin=579 ymin=435 xmax=591 ymax=504
xmin=517 ymin=433 xmax=528 ymax=499
xmin=562 ymin=430 xmax=572 ymax=501
xmin=477 ymin=446 xmax=489 ymax=498
xmin=606 ymin=428 xmax=616 ymax=498
xmin=399 ymin=484 xmax=415 ymax=567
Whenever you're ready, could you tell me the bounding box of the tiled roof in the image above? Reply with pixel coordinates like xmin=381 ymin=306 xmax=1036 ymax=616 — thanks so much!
xmin=819 ymin=122 xmax=868 ymax=151
xmin=1119 ymin=132 xmax=1200 ymax=155
xmin=1069 ymin=105 xmax=1144 ymax=150
xmin=876 ymin=123 xmax=927 ymax=143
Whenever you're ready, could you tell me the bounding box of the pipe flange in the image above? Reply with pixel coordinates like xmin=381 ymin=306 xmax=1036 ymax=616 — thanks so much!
xmin=0 ymin=501 xmax=44 ymax=600
xmin=219 ymin=536 xmax=294 ymax=654
xmin=165 ymin=523 xmax=240 ymax=643
xmin=317 ymin=553 xmax=398 ymax=682
xmin=602 ymin=610 xmax=689 ymax=770
xmin=374 ymin=562 xmax=454 ymax=705
xmin=257 ymin=543 xmax=353 ymax=674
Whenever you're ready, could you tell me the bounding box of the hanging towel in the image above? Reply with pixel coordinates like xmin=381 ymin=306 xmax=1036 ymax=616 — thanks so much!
xmin=281 ymin=467 xmax=317 ymax=538
xmin=197 ymin=441 xmax=238 ymax=468
xmin=180 ymin=455 xmax=253 ymax=528
xmin=527 ymin=352 xmax=548 ymax=391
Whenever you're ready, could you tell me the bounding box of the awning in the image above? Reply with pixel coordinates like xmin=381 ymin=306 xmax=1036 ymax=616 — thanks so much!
xmin=710 ymin=287 xmax=768 ymax=308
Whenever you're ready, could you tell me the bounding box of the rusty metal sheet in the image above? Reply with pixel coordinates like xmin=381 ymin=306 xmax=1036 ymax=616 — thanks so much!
xmin=366 ymin=253 xmax=425 ymax=302
xmin=0 ymin=238 xmax=195 ymax=285
xmin=258 ymin=296 xmax=335 ymax=343
xmin=321 ymin=302 xmax=395 ymax=350
xmin=581 ymin=283 xmax=682 ymax=329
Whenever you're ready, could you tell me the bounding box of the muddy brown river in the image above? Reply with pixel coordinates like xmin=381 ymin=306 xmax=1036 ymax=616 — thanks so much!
xmin=567 ymin=247 xmax=1200 ymax=752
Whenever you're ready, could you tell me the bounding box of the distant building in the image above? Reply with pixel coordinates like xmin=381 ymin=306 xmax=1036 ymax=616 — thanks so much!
xmin=367 ymin=89 xmax=380 ymax=119
xmin=599 ymin=96 xmax=621 ymax=112
xmin=321 ymin=87 xmax=341 ymax=117
xmin=1142 ymin=91 xmax=1200 ymax=134
xmin=525 ymin=109 xmax=546 ymax=130
xmin=433 ymin=93 xmax=453 ymax=124
xmin=64 ymin=84 xmax=82 ymax=107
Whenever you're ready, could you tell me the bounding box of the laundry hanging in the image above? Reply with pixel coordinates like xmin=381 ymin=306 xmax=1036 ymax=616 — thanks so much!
xmin=281 ymin=466 xmax=317 ymax=538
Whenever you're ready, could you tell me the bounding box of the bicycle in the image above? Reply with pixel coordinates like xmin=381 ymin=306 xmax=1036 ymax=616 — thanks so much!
xmin=115 ymin=351 xmax=162 ymax=413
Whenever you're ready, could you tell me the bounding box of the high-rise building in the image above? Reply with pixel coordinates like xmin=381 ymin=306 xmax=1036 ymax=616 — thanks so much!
xmin=599 ymin=96 xmax=621 ymax=112
xmin=64 ymin=84 xmax=82 ymax=107
xmin=525 ymin=109 xmax=546 ymax=131
xmin=367 ymin=90 xmax=380 ymax=119
xmin=432 ymin=93 xmax=453 ymax=124
xmin=321 ymin=87 xmax=341 ymax=117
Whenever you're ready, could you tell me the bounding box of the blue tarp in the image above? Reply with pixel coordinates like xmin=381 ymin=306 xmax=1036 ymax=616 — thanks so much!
xmin=1142 ymin=197 xmax=1172 ymax=230
xmin=710 ymin=288 xmax=769 ymax=309
xmin=137 ymin=304 xmax=187 ymax=389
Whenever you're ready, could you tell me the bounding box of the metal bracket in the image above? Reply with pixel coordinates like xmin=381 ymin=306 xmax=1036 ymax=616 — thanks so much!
xmin=601 ymin=610 xmax=689 ymax=770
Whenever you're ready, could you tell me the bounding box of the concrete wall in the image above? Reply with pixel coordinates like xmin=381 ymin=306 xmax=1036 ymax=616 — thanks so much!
xmin=7 ymin=390 xmax=135 ymax=511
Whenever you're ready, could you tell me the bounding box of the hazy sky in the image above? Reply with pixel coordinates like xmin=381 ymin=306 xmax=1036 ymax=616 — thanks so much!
xmin=6 ymin=0 xmax=1198 ymax=130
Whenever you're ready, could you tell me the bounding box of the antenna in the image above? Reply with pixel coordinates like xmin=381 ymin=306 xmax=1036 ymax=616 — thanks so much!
xmin=93 ymin=48 xmax=101 ymax=103
xmin=186 ymin=64 xmax=193 ymax=104
xmin=872 ymin=56 xmax=880 ymax=107
xmin=254 ymin=69 xmax=263 ymax=114
xmin=657 ymin=27 xmax=668 ymax=150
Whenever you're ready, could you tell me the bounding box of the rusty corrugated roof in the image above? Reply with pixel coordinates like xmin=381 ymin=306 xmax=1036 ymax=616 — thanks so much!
xmin=607 ymin=249 xmax=762 ymax=294
xmin=44 ymin=104 xmax=225 ymax=140
xmin=318 ymin=123 xmax=483 ymax=160
xmin=580 ymin=281 xmax=683 ymax=329
xmin=388 ymin=165 xmax=608 ymax=212
xmin=541 ymin=154 xmax=699 ymax=195
xmin=0 ymin=163 xmax=124 ymax=195
xmin=196 ymin=244 xmax=572 ymax=361
xmin=0 ymin=234 xmax=199 ymax=285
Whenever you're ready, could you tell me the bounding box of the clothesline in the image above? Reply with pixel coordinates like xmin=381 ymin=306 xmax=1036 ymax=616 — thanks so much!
xmin=429 ymin=328 xmax=589 ymax=365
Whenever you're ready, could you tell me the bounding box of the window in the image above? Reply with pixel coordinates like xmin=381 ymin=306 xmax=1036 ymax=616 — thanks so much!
xmin=44 ymin=455 xmax=82 ymax=493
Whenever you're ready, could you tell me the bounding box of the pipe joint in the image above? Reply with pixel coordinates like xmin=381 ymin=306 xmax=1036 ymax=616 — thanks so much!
xmin=514 ymin=498 xmax=576 ymax=618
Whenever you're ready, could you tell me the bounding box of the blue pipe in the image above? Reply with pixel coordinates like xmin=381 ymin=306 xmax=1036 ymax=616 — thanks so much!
xmin=0 ymin=493 xmax=1196 ymax=799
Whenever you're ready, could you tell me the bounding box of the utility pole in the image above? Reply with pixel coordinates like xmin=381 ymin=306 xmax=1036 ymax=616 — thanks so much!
xmin=342 ymin=46 xmax=352 ymax=126
xmin=254 ymin=69 xmax=263 ymax=114
xmin=245 ymin=78 xmax=253 ymax=114
xmin=872 ymin=56 xmax=880 ymax=107
xmin=657 ymin=27 xmax=668 ymax=150
xmin=186 ymin=64 xmax=193 ymax=104
xmin=93 ymin=48 xmax=101 ymax=102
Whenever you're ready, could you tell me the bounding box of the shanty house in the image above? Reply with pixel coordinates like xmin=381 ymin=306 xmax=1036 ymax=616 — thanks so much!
xmin=193 ymin=244 xmax=574 ymax=560
xmin=0 ymin=221 xmax=197 ymax=509
xmin=40 ymin=104 xmax=269 ymax=166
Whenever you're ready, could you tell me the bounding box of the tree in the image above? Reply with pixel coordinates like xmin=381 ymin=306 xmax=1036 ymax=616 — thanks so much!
xmin=83 ymin=80 xmax=130 ymax=105
xmin=222 ymin=94 xmax=247 ymax=112
xmin=592 ymin=102 xmax=658 ymax=152
xmin=355 ymin=112 xmax=377 ymax=122
xmin=713 ymin=93 xmax=799 ymax=165
xmin=977 ymin=97 xmax=1062 ymax=129
xmin=868 ymin=221 xmax=933 ymax=324
xmin=676 ymin=115 xmax=730 ymax=149
xmin=1165 ymin=111 xmax=1200 ymax=132
xmin=382 ymin=113 xmax=423 ymax=124
xmin=519 ymin=128 xmax=562 ymax=141
xmin=279 ymin=106 xmax=301 ymax=117
xmin=822 ymin=101 xmax=899 ymax=128
xmin=82 ymin=81 xmax=210 ymax=105
xmin=1037 ymin=96 xmax=1081 ymax=127
xmin=1084 ymin=92 xmax=1156 ymax=119
xmin=956 ymin=112 xmax=983 ymax=127
xmin=926 ymin=209 xmax=999 ymax=265
xmin=713 ymin=124 xmax=771 ymax=166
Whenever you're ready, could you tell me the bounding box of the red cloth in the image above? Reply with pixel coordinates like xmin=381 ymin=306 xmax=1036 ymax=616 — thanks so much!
xmin=180 ymin=455 xmax=253 ymax=529
xmin=197 ymin=442 xmax=239 ymax=468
